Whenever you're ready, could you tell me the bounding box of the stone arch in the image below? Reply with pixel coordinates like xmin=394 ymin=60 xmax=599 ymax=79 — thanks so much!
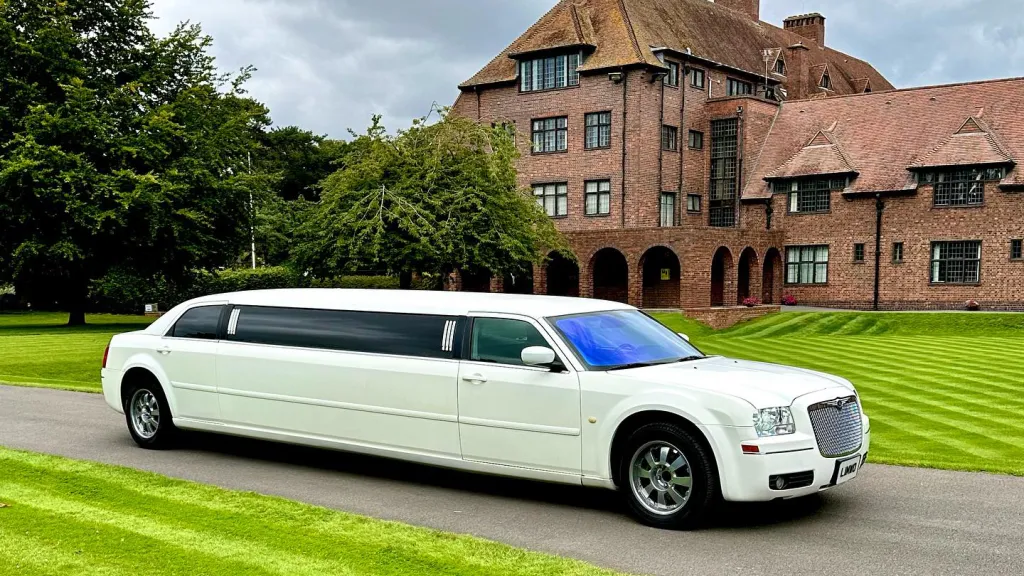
xmin=737 ymin=247 xmax=760 ymax=304
xmin=591 ymin=248 xmax=629 ymax=303
xmin=545 ymin=252 xmax=579 ymax=297
xmin=762 ymin=247 xmax=784 ymax=304
xmin=710 ymin=247 xmax=734 ymax=308
xmin=461 ymin=269 xmax=492 ymax=293
xmin=640 ymin=246 xmax=682 ymax=309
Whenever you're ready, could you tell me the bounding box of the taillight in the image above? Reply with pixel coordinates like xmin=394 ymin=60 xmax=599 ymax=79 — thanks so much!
xmin=102 ymin=343 xmax=110 ymax=369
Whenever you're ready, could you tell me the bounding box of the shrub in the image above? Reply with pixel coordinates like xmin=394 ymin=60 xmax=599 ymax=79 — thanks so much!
xmin=311 ymin=276 xmax=400 ymax=290
xmin=89 ymin=268 xmax=170 ymax=314
xmin=204 ymin=267 xmax=306 ymax=294
xmin=781 ymin=294 xmax=798 ymax=306
xmin=742 ymin=297 xmax=760 ymax=308
xmin=965 ymin=299 xmax=981 ymax=311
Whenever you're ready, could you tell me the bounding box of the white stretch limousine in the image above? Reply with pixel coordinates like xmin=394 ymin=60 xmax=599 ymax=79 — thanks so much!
xmin=101 ymin=289 xmax=869 ymax=528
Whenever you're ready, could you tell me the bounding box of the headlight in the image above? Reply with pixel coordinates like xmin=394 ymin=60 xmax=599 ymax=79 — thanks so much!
xmin=753 ymin=407 xmax=796 ymax=437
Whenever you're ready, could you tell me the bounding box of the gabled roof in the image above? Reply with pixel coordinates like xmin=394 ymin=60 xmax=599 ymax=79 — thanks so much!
xmin=764 ymin=130 xmax=857 ymax=180
xmin=460 ymin=0 xmax=893 ymax=97
xmin=743 ymin=77 xmax=1024 ymax=198
xmin=910 ymin=117 xmax=1015 ymax=169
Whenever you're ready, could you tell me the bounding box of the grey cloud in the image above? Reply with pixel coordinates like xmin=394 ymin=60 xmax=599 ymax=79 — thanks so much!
xmin=150 ymin=0 xmax=1024 ymax=138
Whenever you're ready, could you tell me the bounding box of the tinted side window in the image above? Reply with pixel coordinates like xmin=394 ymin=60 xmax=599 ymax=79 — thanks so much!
xmin=171 ymin=306 xmax=223 ymax=340
xmin=230 ymin=306 xmax=457 ymax=359
xmin=471 ymin=318 xmax=549 ymax=366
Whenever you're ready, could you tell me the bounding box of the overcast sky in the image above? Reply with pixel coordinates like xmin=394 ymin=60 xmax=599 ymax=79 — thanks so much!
xmin=148 ymin=0 xmax=1024 ymax=138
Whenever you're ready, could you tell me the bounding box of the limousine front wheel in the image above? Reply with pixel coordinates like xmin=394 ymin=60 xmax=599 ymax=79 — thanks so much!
xmin=125 ymin=383 xmax=176 ymax=449
xmin=619 ymin=422 xmax=718 ymax=529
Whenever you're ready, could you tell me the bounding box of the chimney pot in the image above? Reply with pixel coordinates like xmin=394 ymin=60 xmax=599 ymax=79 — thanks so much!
xmin=715 ymin=0 xmax=760 ymax=22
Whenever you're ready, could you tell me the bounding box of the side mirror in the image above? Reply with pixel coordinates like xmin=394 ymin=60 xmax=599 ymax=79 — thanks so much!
xmin=678 ymin=333 xmax=690 ymax=342
xmin=521 ymin=346 xmax=557 ymax=367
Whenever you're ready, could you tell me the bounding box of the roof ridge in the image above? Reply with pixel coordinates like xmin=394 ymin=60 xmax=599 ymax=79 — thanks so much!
xmin=569 ymin=3 xmax=585 ymax=44
xmin=617 ymin=0 xmax=646 ymax=64
xmin=786 ymin=75 xmax=1024 ymax=104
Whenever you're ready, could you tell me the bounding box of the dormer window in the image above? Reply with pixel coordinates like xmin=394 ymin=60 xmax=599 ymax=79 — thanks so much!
xmin=820 ymin=71 xmax=832 ymax=90
xmin=520 ymin=53 xmax=581 ymax=92
xmin=774 ymin=59 xmax=786 ymax=75
xmin=921 ymin=167 xmax=1006 ymax=207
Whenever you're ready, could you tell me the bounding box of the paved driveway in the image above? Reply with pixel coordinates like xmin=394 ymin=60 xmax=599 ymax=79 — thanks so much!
xmin=2 ymin=385 xmax=1023 ymax=576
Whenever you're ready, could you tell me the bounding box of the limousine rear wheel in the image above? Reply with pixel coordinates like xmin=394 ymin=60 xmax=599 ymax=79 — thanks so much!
xmin=619 ymin=422 xmax=718 ymax=530
xmin=124 ymin=381 xmax=176 ymax=449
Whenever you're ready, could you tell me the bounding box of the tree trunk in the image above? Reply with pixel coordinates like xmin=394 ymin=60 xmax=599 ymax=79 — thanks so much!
xmin=67 ymin=309 xmax=86 ymax=326
xmin=399 ymin=270 xmax=413 ymax=290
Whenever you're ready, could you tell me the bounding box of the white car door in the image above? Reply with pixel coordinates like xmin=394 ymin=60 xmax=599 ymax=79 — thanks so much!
xmin=457 ymin=314 xmax=582 ymax=475
xmin=157 ymin=303 xmax=225 ymax=421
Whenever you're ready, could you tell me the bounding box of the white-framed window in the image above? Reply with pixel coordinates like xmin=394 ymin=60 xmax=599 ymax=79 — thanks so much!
xmin=585 ymin=181 xmax=611 ymax=216
xmin=520 ymin=53 xmax=580 ymax=92
xmin=534 ymin=183 xmax=568 ymax=217
xmin=786 ymin=245 xmax=829 ymax=285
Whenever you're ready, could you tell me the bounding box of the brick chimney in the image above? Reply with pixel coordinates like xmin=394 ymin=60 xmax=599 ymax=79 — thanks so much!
xmin=715 ymin=0 xmax=760 ymax=21
xmin=784 ymin=13 xmax=826 ymax=46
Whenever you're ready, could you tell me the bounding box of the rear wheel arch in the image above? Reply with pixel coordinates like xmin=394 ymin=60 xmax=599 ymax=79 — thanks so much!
xmin=120 ymin=367 xmax=163 ymax=411
xmin=610 ymin=410 xmax=720 ymax=490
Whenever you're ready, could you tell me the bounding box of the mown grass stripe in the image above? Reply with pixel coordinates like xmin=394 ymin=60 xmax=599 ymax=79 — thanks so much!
xmin=0 ymin=448 xmax=620 ymax=576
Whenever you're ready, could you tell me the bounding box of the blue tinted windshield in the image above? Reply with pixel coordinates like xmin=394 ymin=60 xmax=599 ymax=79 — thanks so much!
xmin=550 ymin=310 xmax=704 ymax=370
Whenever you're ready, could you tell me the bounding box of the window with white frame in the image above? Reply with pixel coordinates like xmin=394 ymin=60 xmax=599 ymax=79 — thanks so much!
xmin=585 ymin=181 xmax=611 ymax=216
xmin=931 ymin=241 xmax=981 ymax=284
xmin=519 ymin=53 xmax=581 ymax=92
xmin=786 ymin=245 xmax=829 ymax=285
xmin=534 ymin=183 xmax=568 ymax=217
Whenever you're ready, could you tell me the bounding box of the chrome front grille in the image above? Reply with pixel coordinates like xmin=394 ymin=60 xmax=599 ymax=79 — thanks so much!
xmin=807 ymin=396 xmax=863 ymax=458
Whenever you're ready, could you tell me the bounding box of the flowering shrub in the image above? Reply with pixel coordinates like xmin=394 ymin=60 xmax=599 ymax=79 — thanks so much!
xmin=965 ymin=299 xmax=981 ymax=311
xmin=781 ymin=295 xmax=798 ymax=306
xmin=742 ymin=297 xmax=760 ymax=308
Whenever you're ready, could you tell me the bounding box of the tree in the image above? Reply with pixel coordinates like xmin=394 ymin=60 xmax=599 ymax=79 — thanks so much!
xmin=256 ymin=126 xmax=347 ymax=202
xmin=0 ymin=0 xmax=271 ymax=324
xmin=294 ymin=111 xmax=570 ymax=287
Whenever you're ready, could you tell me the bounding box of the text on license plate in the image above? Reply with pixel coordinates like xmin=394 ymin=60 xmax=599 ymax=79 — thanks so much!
xmin=836 ymin=456 xmax=860 ymax=484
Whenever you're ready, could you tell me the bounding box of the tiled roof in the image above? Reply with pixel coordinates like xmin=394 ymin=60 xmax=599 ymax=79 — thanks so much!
xmin=909 ymin=117 xmax=1015 ymax=170
xmin=765 ymin=131 xmax=858 ymax=180
xmin=743 ymin=77 xmax=1024 ymax=198
xmin=460 ymin=0 xmax=893 ymax=97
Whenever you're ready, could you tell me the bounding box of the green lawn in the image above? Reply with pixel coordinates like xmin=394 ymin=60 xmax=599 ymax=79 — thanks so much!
xmin=2 ymin=310 xmax=1023 ymax=476
xmin=0 ymin=312 xmax=151 ymax=392
xmin=0 ymin=448 xmax=619 ymax=576
xmin=653 ymin=311 xmax=1024 ymax=477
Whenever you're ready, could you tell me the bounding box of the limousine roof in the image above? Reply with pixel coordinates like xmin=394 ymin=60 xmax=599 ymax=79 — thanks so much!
xmin=188 ymin=289 xmax=634 ymax=318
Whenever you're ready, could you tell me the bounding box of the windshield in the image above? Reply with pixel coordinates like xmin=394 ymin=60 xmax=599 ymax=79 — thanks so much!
xmin=548 ymin=310 xmax=705 ymax=370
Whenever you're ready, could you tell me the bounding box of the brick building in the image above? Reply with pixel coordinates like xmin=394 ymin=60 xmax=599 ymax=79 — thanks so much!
xmin=453 ymin=0 xmax=1024 ymax=311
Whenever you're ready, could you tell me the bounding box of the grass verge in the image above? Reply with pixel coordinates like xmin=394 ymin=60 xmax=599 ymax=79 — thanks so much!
xmin=0 ymin=447 xmax=621 ymax=576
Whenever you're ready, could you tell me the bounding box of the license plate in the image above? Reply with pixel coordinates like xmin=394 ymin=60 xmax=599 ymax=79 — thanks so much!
xmin=835 ymin=456 xmax=860 ymax=485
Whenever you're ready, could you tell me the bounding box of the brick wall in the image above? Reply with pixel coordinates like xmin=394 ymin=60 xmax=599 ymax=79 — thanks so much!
xmin=682 ymin=305 xmax=782 ymax=330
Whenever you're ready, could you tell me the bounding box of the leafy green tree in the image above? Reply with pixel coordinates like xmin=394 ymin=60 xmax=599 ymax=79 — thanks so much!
xmin=295 ymin=111 xmax=569 ymax=288
xmin=0 ymin=0 xmax=271 ymax=324
xmin=257 ymin=126 xmax=347 ymax=202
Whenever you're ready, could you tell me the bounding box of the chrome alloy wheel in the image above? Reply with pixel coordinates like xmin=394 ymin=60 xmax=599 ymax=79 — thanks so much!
xmin=628 ymin=441 xmax=693 ymax=515
xmin=130 ymin=389 xmax=160 ymax=439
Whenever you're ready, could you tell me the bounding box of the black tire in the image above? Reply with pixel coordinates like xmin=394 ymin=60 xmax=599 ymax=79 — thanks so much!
xmin=617 ymin=422 xmax=719 ymax=530
xmin=123 ymin=379 xmax=177 ymax=449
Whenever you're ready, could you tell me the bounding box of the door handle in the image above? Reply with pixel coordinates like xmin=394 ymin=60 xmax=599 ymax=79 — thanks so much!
xmin=462 ymin=374 xmax=487 ymax=385
xmin=158 ymin=347 xmax=172 ymax=355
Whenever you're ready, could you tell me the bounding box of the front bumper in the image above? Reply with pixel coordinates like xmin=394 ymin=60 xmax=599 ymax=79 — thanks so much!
xmin=713 ymin=389 xmax=871 ymax=502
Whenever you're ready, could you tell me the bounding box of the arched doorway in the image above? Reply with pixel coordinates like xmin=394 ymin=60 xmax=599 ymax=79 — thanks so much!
xmin=737 ymin=247 xmax=760 ymax=304
xmin=461 ymin=269 xmax=492 ymax=293
xmin=592 ymin=248 xmax=629 ymax=303
xmin=762 ymin=248 xmax=784 ymax=304
xmin=503 ymin=264 xmax=534 ymax=295
xmin=641 ymin=247 xmax=681 ymax=309
xmin=710 ymin=247 xmax=733 ymax=308
xmin=546 ymin=252 xmax=579 ymax=297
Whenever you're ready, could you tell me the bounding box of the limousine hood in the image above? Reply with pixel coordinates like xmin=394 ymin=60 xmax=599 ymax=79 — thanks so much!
xmin=616 ymin=356 xmax=855 ymax=409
